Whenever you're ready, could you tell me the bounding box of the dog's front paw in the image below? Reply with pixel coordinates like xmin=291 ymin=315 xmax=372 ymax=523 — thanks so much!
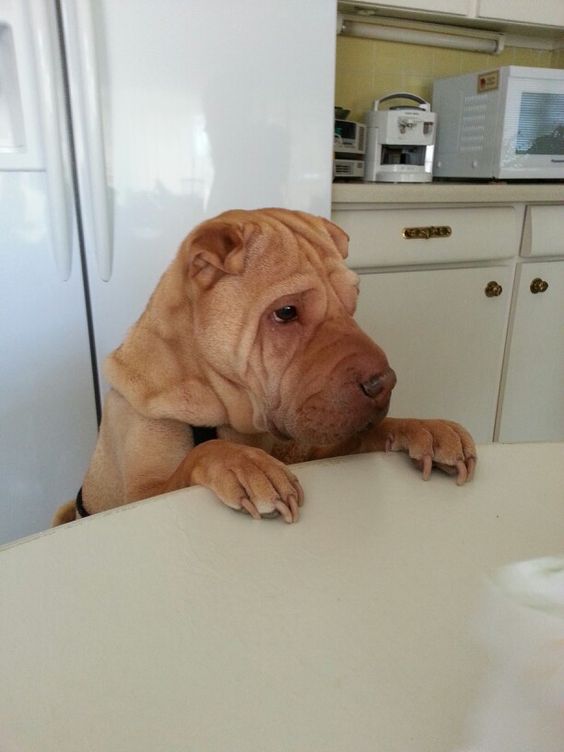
xmin=185 ymin=440 xmax=303 ymax=522
xmin=383 ymin=418 xmax=476 ymax=485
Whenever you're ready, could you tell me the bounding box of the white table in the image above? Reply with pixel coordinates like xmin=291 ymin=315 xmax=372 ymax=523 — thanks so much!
xmin=1 ymin=443 xmax=563 ymax=752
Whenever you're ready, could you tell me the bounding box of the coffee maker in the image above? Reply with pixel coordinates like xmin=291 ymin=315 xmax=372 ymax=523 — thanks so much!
xmin=364 ymin=93 xmax=436 ymax=183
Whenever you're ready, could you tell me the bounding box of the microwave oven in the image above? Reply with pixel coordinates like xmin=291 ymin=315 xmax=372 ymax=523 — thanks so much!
xmin=432 ymin=66 xmax=564 ymax=180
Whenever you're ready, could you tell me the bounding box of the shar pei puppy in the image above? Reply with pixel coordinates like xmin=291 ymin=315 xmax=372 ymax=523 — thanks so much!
xmin=54 ymin=208 xmax=476 ymax=525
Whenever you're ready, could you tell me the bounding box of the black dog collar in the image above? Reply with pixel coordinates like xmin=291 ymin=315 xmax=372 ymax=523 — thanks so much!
xmin=75 ymin=487 xmax=90 ymax=518
xmin=191 ymin=425 xmax=218 ymax=445
xmin=75 ymin=425 xmax=218 ymax=518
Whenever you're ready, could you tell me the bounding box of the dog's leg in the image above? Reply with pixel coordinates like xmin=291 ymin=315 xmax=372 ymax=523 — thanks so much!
xmin=161 ymin=440 xmax=304 ymax=523
xmin=80 ymin=392 xmax=302 ymax=521
xmin=282 ymin=417 xmax=476 ymax=485
xmin=368 ymin=418 xmax=476 ymax=484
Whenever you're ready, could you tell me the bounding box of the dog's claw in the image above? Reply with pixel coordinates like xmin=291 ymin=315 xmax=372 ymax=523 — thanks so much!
xmin=287 ymin=493 xmax=299 ymax=521
xmin=275 ymin=499 xmax=293 ymax=523
xmin=455 ymin=460 xmax=468 ymax=486
xmin=240 ymin=497 xmax=261 ymax=520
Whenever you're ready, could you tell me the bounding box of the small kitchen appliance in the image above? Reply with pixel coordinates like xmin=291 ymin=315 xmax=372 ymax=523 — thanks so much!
xmin=333 ymin=116 xmax=366 ymax=180
xmin=432 ymin=66 xmax=564 ymax=180
xmin=364 ymin=92 xmax=437 ymax=183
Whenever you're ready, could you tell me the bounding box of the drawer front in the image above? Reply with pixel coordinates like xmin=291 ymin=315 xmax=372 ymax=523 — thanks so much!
xmin=332 ymin=207 xmax=519 ymax=268
xmin=521 ymin=205 xmax=564 ymax=258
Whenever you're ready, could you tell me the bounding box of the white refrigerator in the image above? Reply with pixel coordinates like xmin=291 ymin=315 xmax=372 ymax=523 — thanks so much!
xmin=0 ymin=0 xmax=336 ymax=544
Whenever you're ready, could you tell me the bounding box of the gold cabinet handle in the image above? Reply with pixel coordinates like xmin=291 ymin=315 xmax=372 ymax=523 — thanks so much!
xmin=485 ymin=281 xmax=503 ymax=298
xmin=402 ymin=226 xmax=452 ymax=240
xmin=530 ymin=277 xmax=549 ymax=294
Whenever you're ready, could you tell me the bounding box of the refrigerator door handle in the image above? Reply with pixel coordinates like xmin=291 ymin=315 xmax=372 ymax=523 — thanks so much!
xmin=21 ymin=0 xmax=74 ymax=280
xmin=64 ymin=0 xmax=113 ymax=282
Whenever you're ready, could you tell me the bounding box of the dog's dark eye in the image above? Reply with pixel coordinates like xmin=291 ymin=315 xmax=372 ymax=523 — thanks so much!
xmin=273 ymin=305 xmax=298 ymax=323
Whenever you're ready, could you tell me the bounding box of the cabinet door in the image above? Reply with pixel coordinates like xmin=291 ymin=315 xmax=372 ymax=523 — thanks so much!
xmin=498 ymin=261 xmax=564 ymax=443
xmin=355 ymin=266 xmax=512 ymax=443
xmin=478 ymin=0 xmax=564 ymax=27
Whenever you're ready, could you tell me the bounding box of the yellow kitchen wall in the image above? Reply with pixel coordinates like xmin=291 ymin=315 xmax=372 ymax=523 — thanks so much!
xmin=335 ymin=36 xmax=561 ymax=120
xmin=554 ymin=47 xmax=564 ymax=68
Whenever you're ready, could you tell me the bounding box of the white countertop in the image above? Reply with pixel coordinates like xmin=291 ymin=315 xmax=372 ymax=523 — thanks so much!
xmin=332 ymin=182 xmax=564 ymax=205
xmin=1 ymin=443 xmax=563 ymax=752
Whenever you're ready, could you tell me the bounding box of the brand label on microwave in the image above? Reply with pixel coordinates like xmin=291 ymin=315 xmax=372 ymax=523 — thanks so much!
xmin=477 ymin=70 xmax=499 ymax=93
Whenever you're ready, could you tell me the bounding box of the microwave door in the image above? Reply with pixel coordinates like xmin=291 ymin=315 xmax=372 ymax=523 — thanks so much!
xmin=499 ymin=78 xmax=564 ymax=179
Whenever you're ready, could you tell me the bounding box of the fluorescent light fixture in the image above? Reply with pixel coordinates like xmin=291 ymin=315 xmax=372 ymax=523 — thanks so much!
xmin=338 ymin=16 xmax=505 ymax=54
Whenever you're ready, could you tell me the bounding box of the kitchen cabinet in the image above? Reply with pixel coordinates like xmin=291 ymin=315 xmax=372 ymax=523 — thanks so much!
xmin=349 ymin=0 xmax=564 ymax=29
xmin=332 ymin=185 xmax=564 ymax=444
xmin=498 ymin=260 xmax=564 ymax=443
xmin=477 ymin=0 xmax=564 ymax=28
xmin=356 ymin=0 xmax=475 ymax=16
xmin=355 ymin=266 xmax=512 ymax=442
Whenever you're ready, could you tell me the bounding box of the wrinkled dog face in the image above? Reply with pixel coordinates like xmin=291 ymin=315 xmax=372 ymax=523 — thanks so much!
xmin=256 ymin=263 xmax=396 ymax=445
xmin=188 ymin=209 xmax=396 ymax=445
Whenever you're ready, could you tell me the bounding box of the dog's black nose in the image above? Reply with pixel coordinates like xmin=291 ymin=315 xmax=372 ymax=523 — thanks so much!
xmin=360 ymin=368 xmax=397 ymax=399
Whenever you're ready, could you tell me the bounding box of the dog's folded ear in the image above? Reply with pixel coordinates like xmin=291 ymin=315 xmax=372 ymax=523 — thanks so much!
xmin=185 ymin=220 xmax=255 ymax=287
xmin=319 ymin=217 xmax=349 ymax=259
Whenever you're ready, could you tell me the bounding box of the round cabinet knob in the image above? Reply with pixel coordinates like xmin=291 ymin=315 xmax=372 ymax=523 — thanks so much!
xmin=485 ymin=281 xmax=503 ymax=298
xmin=530 ymin=277 xmax=549 ymax=294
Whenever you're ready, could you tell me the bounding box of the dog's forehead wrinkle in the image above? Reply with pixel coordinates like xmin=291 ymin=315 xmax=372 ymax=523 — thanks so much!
xmin=259 ymin=208 xmax=342 ymax=252
xmin=226 ymin=209 xmax=339 ymax=265
xmin=192 ymin=208 xmax=345 ymax=275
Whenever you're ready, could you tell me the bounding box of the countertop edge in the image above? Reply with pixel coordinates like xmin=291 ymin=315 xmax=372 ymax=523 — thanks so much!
xmin=332 ymin=182 xmax=564 ymax=205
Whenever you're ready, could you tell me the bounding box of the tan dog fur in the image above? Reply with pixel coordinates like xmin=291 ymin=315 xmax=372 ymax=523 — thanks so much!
xmin=53 ymin=209 xmax=475 ymax=526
